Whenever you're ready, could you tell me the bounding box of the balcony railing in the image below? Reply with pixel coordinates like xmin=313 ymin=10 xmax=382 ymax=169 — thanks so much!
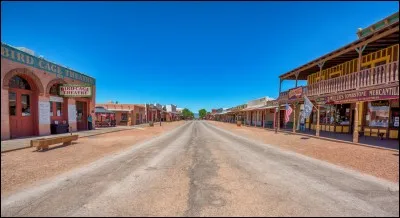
xmin=306 ymin=61 xmax=398 ymax=96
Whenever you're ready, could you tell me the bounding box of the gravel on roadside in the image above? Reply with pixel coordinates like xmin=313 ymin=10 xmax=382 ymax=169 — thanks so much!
xmin=1 ymin=121 xmax=185 ymax=195
xmin=208 ymin=121 xmax=399 ymax=183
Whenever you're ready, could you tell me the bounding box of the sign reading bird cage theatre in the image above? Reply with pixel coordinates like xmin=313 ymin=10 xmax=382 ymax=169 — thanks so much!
xmin=59 ymin=84 xmax=92 ymax=97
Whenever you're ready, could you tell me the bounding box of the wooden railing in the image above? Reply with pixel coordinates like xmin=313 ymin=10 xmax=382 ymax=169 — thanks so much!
xmin=306 ymin=61 xmax=399 ymax=96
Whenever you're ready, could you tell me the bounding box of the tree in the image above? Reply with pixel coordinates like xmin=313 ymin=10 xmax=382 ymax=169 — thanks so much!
xmin=199 ymin=109 xmax=207 ymax=119
xmin=182 ymin=108 xmax=194 ymax=119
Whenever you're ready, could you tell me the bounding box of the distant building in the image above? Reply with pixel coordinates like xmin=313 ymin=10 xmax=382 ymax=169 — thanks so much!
xmin=96 ymin=103 xmax=145 ymax=126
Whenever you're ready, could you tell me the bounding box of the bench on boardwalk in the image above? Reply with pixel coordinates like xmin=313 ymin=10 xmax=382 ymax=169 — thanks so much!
xmin=31 ymin=135 xmax=79 ymax=151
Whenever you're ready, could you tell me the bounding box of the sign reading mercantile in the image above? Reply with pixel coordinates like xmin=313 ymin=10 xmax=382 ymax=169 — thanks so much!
xmin=1 ymin=43 xmax=95 ymax=85
xmin=327 ymin=85 xmax=399 ymax=104
xmin=59 ymin=84 xmax=92 ymax=97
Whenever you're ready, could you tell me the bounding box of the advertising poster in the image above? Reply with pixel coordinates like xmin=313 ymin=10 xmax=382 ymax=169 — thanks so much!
xmin=38 ymin=101 xmax=51 ymax=124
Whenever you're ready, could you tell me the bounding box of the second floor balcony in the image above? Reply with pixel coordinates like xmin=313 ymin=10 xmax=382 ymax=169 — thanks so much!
xmin=279 ymin=61 xmax=399 ymax=100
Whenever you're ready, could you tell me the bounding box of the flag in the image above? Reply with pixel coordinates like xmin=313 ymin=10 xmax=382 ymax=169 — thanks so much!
xmin=303 ymin=95 xmax=314 ymax=119
xmin=285 ymin=103 xmax=293 ymax=123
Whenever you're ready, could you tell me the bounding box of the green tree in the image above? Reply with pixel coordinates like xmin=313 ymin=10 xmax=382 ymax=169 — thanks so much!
xmin=182 ymin=108 xmax=194 ymax=119
xmin=199 ymin=109 xmax=207 ymax=119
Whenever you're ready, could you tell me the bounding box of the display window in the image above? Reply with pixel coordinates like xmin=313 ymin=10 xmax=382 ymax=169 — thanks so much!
xmin=367 ymin=101 xmax=390 ymax=128
xmin=335 ymin=104 xmax=351 ymax=125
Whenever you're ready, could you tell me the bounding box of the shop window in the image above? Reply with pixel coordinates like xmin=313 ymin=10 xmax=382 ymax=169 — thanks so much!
xmin=9 ymin=92 xmax=16 ymax=116
xmin=335 ymin=104 xmax=350 ymax=125
xmin=21 ymin=94 xmax=31 ymax=116
xmin=390 ymin=109 xmax=400 ymax=128
xmin=9 ymin=76 xmax=31 ymax=90
xmin=367 ymin=101 xmax=390 ymax=127
xmin=121 ymin=113 xmax=128 ymax=121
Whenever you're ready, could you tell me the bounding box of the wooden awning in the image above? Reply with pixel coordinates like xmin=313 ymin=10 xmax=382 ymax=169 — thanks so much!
xmin=279 ymin=15 xmax=399 ymax=81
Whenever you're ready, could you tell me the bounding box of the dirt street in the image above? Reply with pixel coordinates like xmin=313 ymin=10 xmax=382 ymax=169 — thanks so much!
xmin=1 ymin=121 xmax=399 ymax=217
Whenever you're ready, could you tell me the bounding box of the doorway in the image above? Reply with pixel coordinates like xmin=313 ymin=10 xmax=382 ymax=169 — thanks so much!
xmin=350 ymin=109 xmax=355 ymax=134
xmin=76 ymin=101 xmax=88 ymax=131
xmin=280 ymin=110 xmax=285 ymax=128
xmin=8 ymin=76 xmax=37 ymax=139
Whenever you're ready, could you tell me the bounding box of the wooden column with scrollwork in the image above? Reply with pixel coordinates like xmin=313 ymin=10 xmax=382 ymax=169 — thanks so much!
xmin=353 ymin=102 xmax=359 ymax=143
xmin=293 ymin=101 xmax=297 ymax=133
xmin=316 ymin=105 xmax=320 ymax=137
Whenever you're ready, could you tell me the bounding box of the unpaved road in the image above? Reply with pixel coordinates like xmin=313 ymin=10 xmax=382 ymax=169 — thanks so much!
xmin=1 ymin=121 xmax=399 ymax=217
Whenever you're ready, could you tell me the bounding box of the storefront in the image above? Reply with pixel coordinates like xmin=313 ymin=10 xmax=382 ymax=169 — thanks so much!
xmin=307 ymin=85 xmax=399 ymax=139
xmin=96 ymin=103 xmax=145 ymax=126
xmin=1 ymin=42 xmax=96 ymax=140
xmin=95 ymin=106 xmax=116 ymax=127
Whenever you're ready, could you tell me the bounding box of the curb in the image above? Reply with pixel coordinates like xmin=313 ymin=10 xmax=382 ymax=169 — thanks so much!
xmin=211 ymin=121 xmax=399 ymax=152
xmin=1 ymin=122 xmax=180 ymax=154
xmin=1 ymin=127 xmax=139 ymax=154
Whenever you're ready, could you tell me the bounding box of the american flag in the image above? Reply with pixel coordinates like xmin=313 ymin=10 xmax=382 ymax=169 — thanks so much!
xmin=285 ymin=103 xmax=293 ymax=123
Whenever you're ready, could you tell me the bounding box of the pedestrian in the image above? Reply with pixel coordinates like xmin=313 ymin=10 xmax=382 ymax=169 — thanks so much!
xmin=88 ymin=113 xmax=93 ymax=130
xmin=300 ymin=111 xmax=305 ymax=131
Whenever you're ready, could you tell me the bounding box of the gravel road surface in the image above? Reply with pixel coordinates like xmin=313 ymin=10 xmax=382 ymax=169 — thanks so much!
xmin=1 ymin=121 xmax=398 ymax=217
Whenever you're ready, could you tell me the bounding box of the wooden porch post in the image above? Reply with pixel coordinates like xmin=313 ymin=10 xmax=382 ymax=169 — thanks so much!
xmin=255 ymin=111 xmax=258 ymax=127
xmin=355 ymin=44 xmax=367 ymax=89
xmin=353 ymin=102 xmax=359 ymax=143
xmin=295 ymin=72 xmax=300 ymax=88
xmin=355 ymin=44 xmax=367 ymax=71
xmin=277 ymin=103 xmax=281 ymax=131
xmin=318 ymin=61 xmax=325 ymax=75
xmin=293 ymin=102 xmax=296 ymax=133
xmin=316 ymin=105 xmax=320 ymax=137
xmin=263 ymin=109 xmax=266 ymax=128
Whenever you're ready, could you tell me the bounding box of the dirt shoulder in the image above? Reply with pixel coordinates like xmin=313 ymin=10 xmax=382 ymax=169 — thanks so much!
xmin=1 ymin=121 xmax=185 ymax=195
xmin=207 ymin=121 xmax=399 ymax=183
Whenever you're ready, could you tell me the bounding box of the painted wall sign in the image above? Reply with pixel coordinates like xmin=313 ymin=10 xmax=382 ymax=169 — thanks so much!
xmin=288 ymin=87 xmax=303 ymax=100
xmin=315 ymin=97 xmax=328 ymax=105
xmin=68 ymin=105 xmax=77 ymax=123
xmin=266 ymin=100 xmax=279 ymax=107
xmin=327 ymin=85 xmax=399 ymax=104
xmin=371 ymin=100 xmax=389 ymax=107
xmin=1 ymin=43 xmax=95 ymax=85
xmin=38 ymin=101 xmax=51 ymax=124
xmin=59 ymin=84 xmax=92 ymax=97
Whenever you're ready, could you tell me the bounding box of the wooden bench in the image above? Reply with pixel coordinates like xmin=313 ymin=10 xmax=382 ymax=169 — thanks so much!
xmin=31 ymin=135 xmax=79 ymax=151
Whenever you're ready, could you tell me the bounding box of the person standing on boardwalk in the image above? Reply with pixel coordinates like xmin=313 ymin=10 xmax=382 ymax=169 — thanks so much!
xmin=88 ymin=114 xmax=93 ymax=130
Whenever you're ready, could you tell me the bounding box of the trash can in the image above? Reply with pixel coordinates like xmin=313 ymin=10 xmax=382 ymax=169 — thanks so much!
xmin=237 ymin=120 xmax=242 ymax=127
xmin=149 ymin=121 xmax=154 ymax=127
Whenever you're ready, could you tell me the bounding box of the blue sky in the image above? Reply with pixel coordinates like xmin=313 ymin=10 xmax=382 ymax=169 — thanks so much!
xmin=1 ymin=1 xmax=398 ymax=112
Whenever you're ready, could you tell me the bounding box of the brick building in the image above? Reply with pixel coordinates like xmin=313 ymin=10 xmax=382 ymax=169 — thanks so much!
xmin=1 ymin=42 xmax=96 ymax=140
xmin=96 ymin=102 xmax=145 ymax=126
